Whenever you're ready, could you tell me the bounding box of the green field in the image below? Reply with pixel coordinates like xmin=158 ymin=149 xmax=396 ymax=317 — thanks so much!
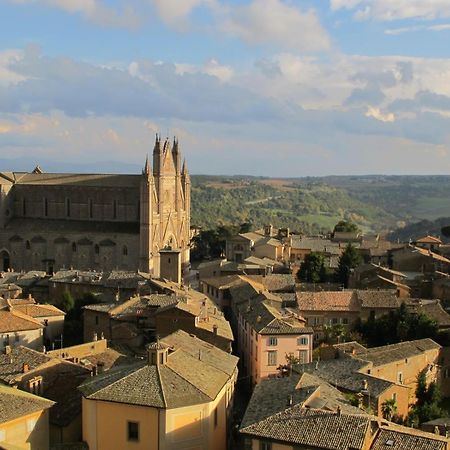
xmin=190 ymin=175 xmax=450 ymax=235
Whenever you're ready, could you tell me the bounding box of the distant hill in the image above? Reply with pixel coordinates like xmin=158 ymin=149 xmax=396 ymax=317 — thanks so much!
xmin=190 ymin=175 xmax=450 ymax=234
xmin=388 ymin=217 xmax=450 ymax=243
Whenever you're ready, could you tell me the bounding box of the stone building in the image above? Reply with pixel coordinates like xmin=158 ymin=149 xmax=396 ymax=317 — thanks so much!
xmin=0 ymin=135 xmax=190 ymax=278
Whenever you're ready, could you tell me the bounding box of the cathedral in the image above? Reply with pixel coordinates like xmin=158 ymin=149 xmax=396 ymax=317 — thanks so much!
xmin=0 ymin=135 xmax=191 ymax=277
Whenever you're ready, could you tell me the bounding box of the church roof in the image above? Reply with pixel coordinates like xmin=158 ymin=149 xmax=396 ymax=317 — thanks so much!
xmin=9 ymin=172 xmax=141 ymax=188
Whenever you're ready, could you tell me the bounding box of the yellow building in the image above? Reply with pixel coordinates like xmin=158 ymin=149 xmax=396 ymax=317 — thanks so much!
xmin=79 ymin=330 xmax=238 ymax=450
xmin=0 ymin=384 xmax=54 ymax=450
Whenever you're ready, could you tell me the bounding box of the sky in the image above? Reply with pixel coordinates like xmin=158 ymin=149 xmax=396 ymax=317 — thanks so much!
xmin=1 ymin=0 xmax=450 ymax=176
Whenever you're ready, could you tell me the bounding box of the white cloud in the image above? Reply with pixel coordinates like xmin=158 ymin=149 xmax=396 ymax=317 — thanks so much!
xmin=332 ymin=0 xmax=450 ymax=21
xmin=149 ymin=0 xmax=217 ymax=28
xmin=221 ymin=0 xmax=330 ymax=52
xmin=9 ymin=0 xmax=141 ymax=28
xmin=175 ymin=59 xmax=233 ymax=82
xmin=385 ymin=23 xmax=450 ymax=35
xmin=365 ymin=106 xmax=395 ymax=122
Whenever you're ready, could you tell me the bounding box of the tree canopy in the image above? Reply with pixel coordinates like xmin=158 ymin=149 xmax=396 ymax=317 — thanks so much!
xmin=298 ymin=252 xmax=327 ymax=283
xmin=333 ymin=220 xmax=359 ymax=233
xmin=354 ymin=303 xmax=439 ymax=347
xmin=336 ymin=243 xmax=361 ymax=287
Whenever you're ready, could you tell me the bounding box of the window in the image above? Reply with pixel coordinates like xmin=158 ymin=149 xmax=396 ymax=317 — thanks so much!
xmin=260 ymin=442 xmax=272 ymax=450
xmin=95 ymin=316 xmax=99 ymax=326
xmin=297 ymin=337 xmax=308 ymax=346
xmin=3 ymin=335 xmax=9 ymax=346
xmin=268 ymin=337 xmax=277 ymax=346
xmin=267 ymin=350 xmax=277 ymax=366
xmin=22 ymin=198 xmax=26 ymax=216
xmin=342 ymin=318 xmax=349 ymax=325
xmin=72 ymin=243 xmax=77 ymax=253
xmin=25 ymin=241 xmax=31 ymax=250
xmin=95 ymin=244 xmax=100 ymax=255
xmin=127 ymin=421 xmax=139 ymax=442
xmin=398 ymin=372 xmax=403 ymax=384
xmin=392 ymin=393 xmax=397 ymax=402
xmin=298 ymin=350 xmax=308 ymax=364
xmin=43 ymin=198 xmax=48 ymax=217
xmin=123 ymin=246 xmax=128 ymax=256
xmin=15 ymin=333 xmax=19 ymax=343
xmin=332 ymin=318 xmax=338 ymax=325
xmin=89 ymin=199 xmax=93 ymax=219
xmin=0 ymin=430 xmax=5 ymax=441
xmin=214 ymin=407 xmax=218 ymax=428
xmin=66 ymin=198 xmax=71 ymax=217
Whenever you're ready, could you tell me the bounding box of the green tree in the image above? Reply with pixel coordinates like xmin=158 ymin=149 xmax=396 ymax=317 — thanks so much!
xmin=441 ymin=225 xmax=450 ymax=238
xmin=298 ymin=252 xmax=327 ymax=283
xmin=333 ymin=220 xmax=359 ymax=233
xmin=381 ymin=398 xmax=398 ymax=421
xmin=336 ymin=244 xmax=361 ymax=287
xmin=57 ymin=291 xmax=74 ymax=313
xmin=408 ymin=369 xmax=443 ymax=426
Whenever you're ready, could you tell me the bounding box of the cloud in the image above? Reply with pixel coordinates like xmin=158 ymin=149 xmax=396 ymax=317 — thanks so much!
xmin=8 ymin=0 xmax=141 ymax=28
xmin=149 ymin=0 xmax=217 ymax=28
xmin=175 ymin=59 xmax=234 ymax=82
xmin=0 ymin=47 xmax=283 ymax=123
xmin=385 ymin=23 xmax=450 ymax=35
xmin=220 ymin=0 xmax=331 ymax=52
xmin=331 ymin=0 xmax=450 ymax=21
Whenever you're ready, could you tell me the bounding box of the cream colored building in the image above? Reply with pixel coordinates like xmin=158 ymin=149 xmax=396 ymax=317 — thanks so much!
xmin=80 ymin=330 xmax=238 ymax=450
xmin=0 ymin=384 xmax=54 ymax=450
xmin=0 ymin=135 xmax=190 ymax=277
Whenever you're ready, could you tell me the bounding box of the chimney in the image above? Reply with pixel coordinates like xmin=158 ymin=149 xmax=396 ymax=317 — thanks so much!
xmin=213 ymin=324 xmax=218 ymax=336
xmin=22 ymin=363 xmax=29 ymax=373
xmin=287 ymin=395 xmax=293 ymax=406
xmin=336 ymin=406 xmax=341 ymax=416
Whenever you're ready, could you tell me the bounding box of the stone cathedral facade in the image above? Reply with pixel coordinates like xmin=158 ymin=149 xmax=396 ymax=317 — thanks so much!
xmin=0 ymin=135 xmax=190 ymax=276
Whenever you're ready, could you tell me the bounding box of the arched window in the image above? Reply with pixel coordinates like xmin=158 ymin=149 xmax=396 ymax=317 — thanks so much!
xmin=123 ymin=246 xmax=128 ymax=256
xmin=72 ymin=243 xmax=77 ymax=252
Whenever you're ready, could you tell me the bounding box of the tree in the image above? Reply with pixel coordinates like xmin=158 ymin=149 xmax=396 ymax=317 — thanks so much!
xmin=408 ymin=369 xmax=443 ymax=426
xmin=298 ymin=252 xmax=327 ymax=283
xmin=354 ymin=303 xmax=438 ymax=347
xmin=334 ymin=220 xmax=359 ymax=233
xmin=336 ymin=244 xmax=361 ymax=287
xmin=239 ymin=222 xmax=252 ymax=233
xmin=57 ymin=291 xmax=74 ymax=313
xmin=381 ymin=398 xmax=398 ymax=421
xmin=441 ymin=225 xmax=450 ymax=238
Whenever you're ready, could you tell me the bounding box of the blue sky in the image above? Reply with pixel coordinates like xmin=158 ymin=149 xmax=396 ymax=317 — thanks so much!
xmin=1 ymin=0 xmax=450 ymax=176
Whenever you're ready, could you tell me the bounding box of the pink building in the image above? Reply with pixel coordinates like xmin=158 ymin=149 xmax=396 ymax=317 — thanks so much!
xmin=235 ymin=292 xmax=313 ymax=385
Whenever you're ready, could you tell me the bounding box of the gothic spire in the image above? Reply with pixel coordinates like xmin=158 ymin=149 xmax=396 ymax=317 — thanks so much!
xmin=153 ymin=133 xmax=161 ymax=153
xmin=143 ymin=154 xmax=151 ymax=176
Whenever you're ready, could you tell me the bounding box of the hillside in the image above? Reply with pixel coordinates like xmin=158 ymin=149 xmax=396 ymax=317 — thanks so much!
xmin=190 ymin=175 xmax=450 ymax=234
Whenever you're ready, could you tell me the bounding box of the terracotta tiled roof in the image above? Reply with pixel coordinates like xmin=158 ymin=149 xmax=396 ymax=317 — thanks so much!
xmin=0 ymin=308 xmax=44 ymax=333
xmin=357 ymin=338 xmax=440 ymax=367
xmin=241 ymin=406 xmax=371 ymax=450
xmin=405 ymin=299 xmax=450 ymax=328
xmin=79 ymin=330 xmax=238 ymax=409
xmin=0 ymin=384 xmax=54 ymax=424
xmin=416 ymin=235 xmax=443 ymax=245
xmin=0 ymin=346 xmax=52 ymax=384
xmin=296 ymin=291 xmax=360 ymax=312
xmin=13 ymin=303 xmax=65 ymax=318
xmin=371 ymin=427 xmax=448 ymax=450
